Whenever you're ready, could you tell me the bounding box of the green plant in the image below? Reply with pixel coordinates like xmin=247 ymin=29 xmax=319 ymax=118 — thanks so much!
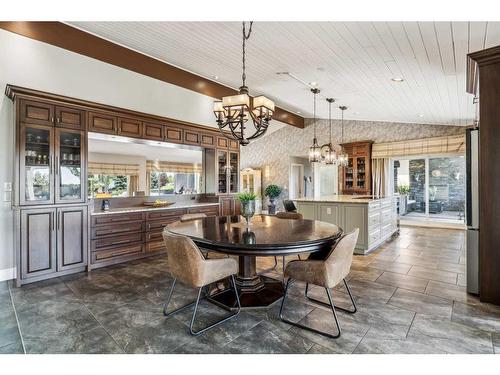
xmin=397 ymin=184 xmax=410 ymax=195
xmin=238 ymin=192 xmax=257 ymax=202
xmin=264 ymin=184 xmax=282 ymax=199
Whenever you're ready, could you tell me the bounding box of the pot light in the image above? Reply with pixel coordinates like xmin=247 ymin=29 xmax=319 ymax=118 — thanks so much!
xmin=391 ymin=77 xmax=404 ymax=82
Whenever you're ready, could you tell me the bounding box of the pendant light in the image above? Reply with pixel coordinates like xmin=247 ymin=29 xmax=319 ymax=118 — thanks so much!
xmin=337 ymin=105 xmax=349 ymax=167
xmin=308 ymin=88 xmax=321 ymax=163
xmin=321 ymin=98 xmax=337 ymax=164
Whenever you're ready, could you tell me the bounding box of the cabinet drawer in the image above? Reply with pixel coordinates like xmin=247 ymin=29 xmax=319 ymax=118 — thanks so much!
xmin=165 ymin=125 xmax=183 ymax=143
xmin=118 ymin=117 xmax=143 ymax=138
xmin=187 ymin=206 xmax=219 ymax=216
xmin=146 ymin=209 xmax=186 ymax=220
xmin=146 ymin=241 xmax=165 ymax=253
xmin=381 ymin=223 xmax=394 ymax=236
xmin=228 ymin=139 xmax=239 ymax=150
xmin=89 ymin=112 xmax=117 ymax=134
xmin=368 ymin=229 xmax=381 ymax=244
xmin=146 ymin=230 xmax=164 ymax=242
xmin=143 ymin=122 xmax=164 ymax=141
xmin=184 ymin=130 xmax=200 ymax=145
xmin=147 ymin=217 xmax=180 ymax=231
xmin=381 ymin=208 xmax=393 ymax=223
xmin=55 ymin=106 xmax=86 ymax=130
xmin=92 ymin=244 xmax=144 ymax=262
xmin=91 ymin=221 xmax=144 ymax=239
xmin=92 ymin=212 xmax=144 ymax=226
xmin=91 ymin=232 xmax=143 ymax=250
xmin=217 ymin=137 xmax=229 ymax=148
xmin=368 ymin=201 xmax=381 ymax=210
xmin=20 ymin=99 xmax=54 ymax=126
xmin=368 ymin=212 xmax=381 ymax=228
xmin=200 ymin=133 xmax=215 ymax=148
xmin=380 ymin=199 xmax=393 ymax=209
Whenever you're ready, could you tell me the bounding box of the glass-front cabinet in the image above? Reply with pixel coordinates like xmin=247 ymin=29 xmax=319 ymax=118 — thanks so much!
xmin=56 ymin=129 xmax=85 ymax=203
xmin=21 ymin=124 xmax=54 ymax=205
xmin=20 ymin=124 xmax=85 ymax=205
xmin=340 ymin=141 xmax=372 ymax=195
xmin=216 ymin=149 xmax=239 ymax=194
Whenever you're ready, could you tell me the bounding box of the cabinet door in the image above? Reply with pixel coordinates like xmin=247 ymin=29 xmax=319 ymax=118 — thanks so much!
xmin=55 ymin=106 xmax=86 ymax=130
xmin=55 ymin=128 xmax=86 ymax=204
xmin=217 ymin=150 xmax=228 ymax=194
xmin=184 ymin=130 xmax=200 ymax=145
xmin=118 ymin=117 xmax=143 ymax=138
xmin=200 ymin=133 xmax=215 ymax=148
xmin=19 ymin=99 xmax=55 ymax=126
xmin=165 ymin=125 xmax=183 ymax=144
xmin=219 ymin=196 xmax=233 ymax=216
xmin=343 ymin=157 xmax=354 ymax=191
xmin=88 ymin=112 xmax=117 ymax=134
xmin=217 ymin=136 xmax=229 ymax=149
xmin=229 ymin=151 xmax=239 ymax=193
xmin=143 ymin=122 xmax=164 ymax=141
xmin=57 ymin=206 xmax=88 ymax=271
xmin=229 ymin=139 xmax=239 ymax=151
xmin=20 ymin=124 xmax=55 ymax=205
xmin=355 ymin=156 xmax=367 ymax=192
xmin=20 ymin=208 xmax=57 ymax=280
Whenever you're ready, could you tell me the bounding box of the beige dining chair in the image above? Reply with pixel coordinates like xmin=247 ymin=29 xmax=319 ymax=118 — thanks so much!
xmin=279 ymin=228 xmax=359 ymax=339
xmin=162 ymin=229 xmax=241 ymax=335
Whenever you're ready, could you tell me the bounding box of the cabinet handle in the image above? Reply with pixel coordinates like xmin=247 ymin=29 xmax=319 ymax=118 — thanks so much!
xmin=51 ymin=117 xmax=54 ymax=123
xmin=52 ymin=214 xmax=55 ymax=232
xmin=57 ymin=212 xmax=61 ymax=230
xmin=111 ymin=239 xmax=132 ymax=246
xmin=55 ymin=156 xmax=59 ymax=176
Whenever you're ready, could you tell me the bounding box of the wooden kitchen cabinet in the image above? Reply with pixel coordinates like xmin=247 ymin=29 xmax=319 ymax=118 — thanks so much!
xmin=19 ymin=99 xmax=55 ymax=126
xmin=55 ymin=106 xmax=86 ymax=130
xmin=340 ymin=141 xmax=373 ymax=195
xmin=56 ymin=206 xmax=88 ymax=271
xmin=88 ymin=112 xmax=117 ymax=134
xmin=118 ymin=117 xmax=143 ymax=138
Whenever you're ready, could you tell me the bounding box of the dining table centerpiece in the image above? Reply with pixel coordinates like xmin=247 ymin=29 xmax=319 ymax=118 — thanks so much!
xmin=264 ymin=184 xmax=282 ymax=215
xmin=238 ymin=192 xmax=258 ymax=225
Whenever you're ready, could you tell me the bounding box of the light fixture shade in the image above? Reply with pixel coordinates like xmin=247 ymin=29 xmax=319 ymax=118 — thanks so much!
xmin=309 ymin=138 xmax=321 ymax=163
xmin=253 ymin=95 xmax=275 ymax=112
xmin=324 ymin=147 xmax=337 ymax=165
xmin=222 ymin=93 xmax=250 ymax=108
xmin=337 ymin=149 xmax=349 ymax=167
xmin=213 ymin=101 xmax=224 ymax=114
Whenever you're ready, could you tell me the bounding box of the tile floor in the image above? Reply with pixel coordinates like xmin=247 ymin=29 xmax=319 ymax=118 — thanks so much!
xmin=1 ymin=226 xmax=499 ymax=354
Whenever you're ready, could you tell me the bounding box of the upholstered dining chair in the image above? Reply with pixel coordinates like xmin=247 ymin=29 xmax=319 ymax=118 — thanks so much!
xmin=279 ymin=228 xmax=359 ymax=339
xmin=266 ymin=212 xmax=304 ymax=273
xmin=180 ymin=213 xmax=207 ymax=222
xmin=162 ymin=229 xmax=241 ymax=335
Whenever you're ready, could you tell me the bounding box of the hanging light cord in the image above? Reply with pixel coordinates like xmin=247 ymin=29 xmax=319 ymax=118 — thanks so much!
xmin=341 ymin=107 xmax=344 ymax=143
xmin=242 ymin=21 xmax=253 ymax=88
xmin=329 ymin=101 xmax=332 ymax=144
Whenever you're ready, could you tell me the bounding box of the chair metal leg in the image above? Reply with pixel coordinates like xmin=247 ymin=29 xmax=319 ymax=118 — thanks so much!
xmin=163 ymin=278 xmax=200 ymax=317
xmin=279 ymin=278 xmax=341 ymax=339
xmin=189 ymin=275 xmax=241 ymax=335
xmin=305 ymin=279 xmax=357 ymax=314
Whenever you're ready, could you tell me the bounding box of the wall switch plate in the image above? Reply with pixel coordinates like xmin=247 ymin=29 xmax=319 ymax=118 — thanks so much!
xmin=327 ymin=207 xmax=332 ymax=214
xmin=4 ymin=182 xmax=12 ymax=192
xmin=4 ymin=191 xmax=12 ymax=202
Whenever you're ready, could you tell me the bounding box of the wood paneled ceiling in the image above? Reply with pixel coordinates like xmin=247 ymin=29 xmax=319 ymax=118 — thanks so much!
xmin=62 ymin=22 xmax=500 ymax=125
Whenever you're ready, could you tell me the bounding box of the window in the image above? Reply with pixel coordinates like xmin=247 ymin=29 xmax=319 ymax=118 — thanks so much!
xmin=149 ymin=171 xmax=200 ymax=195
xmin=88 ymin=174 xmax=129 ymax=198
xmin=393 ymin=155 xmax=465 ymax=223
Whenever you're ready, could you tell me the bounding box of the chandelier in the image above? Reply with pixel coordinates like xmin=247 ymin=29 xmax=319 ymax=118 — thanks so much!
xmin=213 ymin=22 xmax=274 ymax=146
xmin=337 ymin=105 xmax=349 ymax=167
xmin=320 ymin=98 xmax=337 ymax=164
xmin=308 ymin=88 xmax=321 ymax=162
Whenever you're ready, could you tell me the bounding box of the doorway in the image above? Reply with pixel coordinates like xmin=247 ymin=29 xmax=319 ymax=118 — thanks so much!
xmin=289 ymin=163 xmax=304 ymax=199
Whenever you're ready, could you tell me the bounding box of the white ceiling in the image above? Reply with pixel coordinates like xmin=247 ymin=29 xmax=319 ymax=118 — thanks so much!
xmin=68 ymin=22 xmax=500 ymax=126
xmin=88 ymin=135 xmax=203 ymax=164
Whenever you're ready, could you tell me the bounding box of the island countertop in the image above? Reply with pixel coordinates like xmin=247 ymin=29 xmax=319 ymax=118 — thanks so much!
xmin=90 ymin=201 xmax=220 ymax=216
xmin=294 ymin=195 xmax=390 ymax=204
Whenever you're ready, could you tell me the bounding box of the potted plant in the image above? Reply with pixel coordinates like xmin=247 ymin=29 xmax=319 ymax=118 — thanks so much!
xmin=238 ymin=192 xmax=257 ymax=225
xmin=397 ymin=184 xmax=410 ymax=215
xmin=264 ymin=184 xmax=282 ymax=215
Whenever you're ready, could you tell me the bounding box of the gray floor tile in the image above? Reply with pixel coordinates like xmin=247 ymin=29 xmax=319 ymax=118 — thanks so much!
xmin=452 ymin=301 xmax=500 ymax=333
xmin=346 ymin=267 xmax=384 ymax=282
xmin=337 ymin=278 xmax=397 ymax=303
xmin=408 ymin=265 xmax=458 ymax=284
xmin=0 ymin=341 xmax=24 ymax=354
xmin=493 ymin=333 xmax=500 ymax=354
xmin=425 ymin=280 xmax=480 ymax=304
xmin=0 ymin=308 xmax=22 ymax=348
xmin=375 ymin=271 xmax=429 ymax=293
xmin=407 ymin=314 xmax=494 ymax=354
xmin=388 ymin=288 xmax=453 ymax=318
xmin=224 ymin=320 xmax=315 ymax=354
xmin=306 ymin=343 xmax=336 ymax=354
xmin=354 ymin=335 xmax=447 ymax=354
xmin=366 ymin=260 xmax=412 ymax=275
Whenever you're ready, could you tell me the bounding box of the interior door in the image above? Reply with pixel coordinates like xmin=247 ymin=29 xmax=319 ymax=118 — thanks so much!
xmin=20 ymin=208 xmax=57 ymax=279
xmin=57 ymin=206 xmax=88 ymax=271
xmin=290 ymin=164 xmax=304 ymax=199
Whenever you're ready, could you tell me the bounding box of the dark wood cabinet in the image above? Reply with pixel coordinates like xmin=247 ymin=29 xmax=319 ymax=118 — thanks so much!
xmin=118 ymin=117 xmax=143 ymax=138
xmin=219 ymin=195 xmax=240 ymax=216
xmin=229 ymin=139 xmax=239 ymax=150
xmin=200 ymin=133 xmax=215 ymax=148
xmin=165 ymin=125 xmax=183 ymax=143
xmin=217 ymin=136 xmax=229 ymax=149
xmin=88 ymin=112 xmax=117 ymax=134
xmin=340 ymin=141 xmax=373 ymax=195
xmin=55 ymin=106 xmax=86 ymax=130
xmin=19 ymin=99 xmax=54 ymax=126
xmin=20 ymin=208 xmax=57 ymax=280
xmin=216 ymin=150 xmax=239 ymax=195
xmin=57 ymin=206 xmax=88 ymax=271
xmin=143 ymin=122 xmax=164 ymax=141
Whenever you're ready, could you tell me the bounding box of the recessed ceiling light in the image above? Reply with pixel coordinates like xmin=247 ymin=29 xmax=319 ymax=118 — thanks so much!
xmin=213 ymin=75 xmax=219 ymax=80
xmin=391 ymin=77 xmax=404 ymax=82
xmin=418 ymin=114 xmax=424 ymax=118
xmin=310 ymin=81 xmax=317 ymax=87
xmin=297 ymin=111 xmax=301 ymax=114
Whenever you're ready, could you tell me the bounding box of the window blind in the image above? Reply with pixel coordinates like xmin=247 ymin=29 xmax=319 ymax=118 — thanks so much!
xmin=146 ymin=160 xmax=202 ymax=173
xmin=88 ymin=162 xmax=140 ymax=176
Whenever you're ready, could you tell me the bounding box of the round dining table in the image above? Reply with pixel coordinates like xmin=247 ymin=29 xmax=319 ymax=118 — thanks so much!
xmin=166 ymin=214 xmax=343 ymax=309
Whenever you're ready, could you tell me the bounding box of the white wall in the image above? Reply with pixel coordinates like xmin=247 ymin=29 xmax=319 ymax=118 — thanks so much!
xmin=0 ymin=28 xmax=287 ymax=279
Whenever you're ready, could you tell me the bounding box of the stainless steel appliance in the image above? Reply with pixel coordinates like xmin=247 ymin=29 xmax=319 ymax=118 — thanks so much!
xmin=466 ymin=128 xmax=479 ymax=295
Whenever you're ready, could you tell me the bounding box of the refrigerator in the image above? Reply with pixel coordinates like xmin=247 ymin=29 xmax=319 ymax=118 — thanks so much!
xmin=466 ymin=128 xmax=479 ymax=295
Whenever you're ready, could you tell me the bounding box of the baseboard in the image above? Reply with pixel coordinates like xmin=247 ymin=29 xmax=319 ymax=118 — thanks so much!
xmin=0 ymin=267 xmax=15 ymax=281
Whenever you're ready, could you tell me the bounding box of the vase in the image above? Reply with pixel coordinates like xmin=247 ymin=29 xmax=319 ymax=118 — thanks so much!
xmin=268 ymin=198 xmax=276 ymax=215
xmin=241 ymin=200 xmax=256 ymax=225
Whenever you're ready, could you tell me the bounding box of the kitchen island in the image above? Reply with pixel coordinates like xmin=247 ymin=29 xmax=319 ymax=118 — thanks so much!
xmin=294 ymin=195 xmax=398 ymax=254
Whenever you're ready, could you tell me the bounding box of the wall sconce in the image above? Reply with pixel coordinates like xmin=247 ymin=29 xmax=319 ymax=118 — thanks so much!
xmin=264 ymin=165 xmax=271 ymax=179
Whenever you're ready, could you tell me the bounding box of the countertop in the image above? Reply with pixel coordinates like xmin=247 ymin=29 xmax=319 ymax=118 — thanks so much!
xmin=294 ymin=195 xmax=391 ymax=204
xmin=91 ymin=201 xmax=219 ymax=216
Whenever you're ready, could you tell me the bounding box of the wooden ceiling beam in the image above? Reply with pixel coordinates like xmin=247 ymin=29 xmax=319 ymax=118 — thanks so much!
xmin=0 ymin=21 xmax=304 ymax=129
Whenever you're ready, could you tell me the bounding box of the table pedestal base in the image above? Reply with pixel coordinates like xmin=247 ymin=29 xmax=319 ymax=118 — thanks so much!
xmin=207 ymin=255 xmax=284 ymax=309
